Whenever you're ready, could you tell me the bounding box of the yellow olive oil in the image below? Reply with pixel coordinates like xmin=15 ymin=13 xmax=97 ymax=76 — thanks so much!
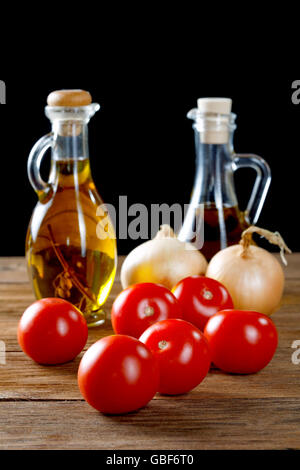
xmin=26 ymin=158 xmax=117 ymax=327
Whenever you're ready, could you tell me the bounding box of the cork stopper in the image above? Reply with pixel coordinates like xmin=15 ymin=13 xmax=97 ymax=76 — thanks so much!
xmin=47 ymin=89 xmax=92 ymax=107
xmin=195 ymin=98 xmax=233 ymax=145
xmin=197 ymin=98 xmax=232 ymax=115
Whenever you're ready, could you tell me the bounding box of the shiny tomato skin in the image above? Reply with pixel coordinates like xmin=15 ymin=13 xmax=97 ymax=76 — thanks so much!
xmin=139 ymin=319 xmax=211 ymax=395
xmin=18 ymin=298 xmax=88 ymax=365
xmin=172 ymin=276 xmax=234 ymax=331
xmin=204 ymin=310 xmax=278 ymax=374
xmin=78 ymin=335 xmax=159 ymax=414
xmin=111 ymin=283 xmax=183 ymax=338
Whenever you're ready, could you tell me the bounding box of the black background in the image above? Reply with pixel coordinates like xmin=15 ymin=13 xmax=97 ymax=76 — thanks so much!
xmin=0 ymin=75 xmax=298 ymax=255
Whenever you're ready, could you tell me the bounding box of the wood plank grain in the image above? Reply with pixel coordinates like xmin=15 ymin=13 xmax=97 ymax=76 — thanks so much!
xmin=0 ymin=399 xmax=299 ymax=450
xmin=0 ymin=258 xmax=28 ymax=283
xmin=0 ymin=279 xmax=123 ymax=351
xmin=0 ymin=254 xmax=298 ymax=282
xmin=1 ymin=347 xmax=300 ymax=401
xmin=0 ymin=255 xmax=300 ymax=450
xmin=282 ymin=253 xmax=300 ymax=279
xmin=1 ymin=288 xmax=300 ymax=351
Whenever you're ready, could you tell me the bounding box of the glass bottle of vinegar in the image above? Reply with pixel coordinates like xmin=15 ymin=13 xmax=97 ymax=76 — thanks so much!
xmin=178 ymin=98 xmax=272 ymax=260
xmin=26 ymin=90 xmax=117 ymax=327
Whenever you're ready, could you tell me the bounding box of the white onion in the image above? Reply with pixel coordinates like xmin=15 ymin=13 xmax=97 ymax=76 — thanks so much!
xmin=206 ymin=227 xmax=291 ymax=316
xmin=121 ymin=225 xmax=208 ymax=290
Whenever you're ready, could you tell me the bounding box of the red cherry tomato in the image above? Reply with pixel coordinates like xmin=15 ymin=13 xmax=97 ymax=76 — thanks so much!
xmin=172 ymin=276 xmax=234 ymax=331
xmin=78 ymin=335 xmax=159 ymax=414
xmin=111 ymin=283 xmax=183 ymax=338
xmin=204 ymin=310 xmax=278 ymax=374
xmin=139 ymin=319 xmax=211 ymax=395
xmin=18 ymin=298 xmax=88 ymax=365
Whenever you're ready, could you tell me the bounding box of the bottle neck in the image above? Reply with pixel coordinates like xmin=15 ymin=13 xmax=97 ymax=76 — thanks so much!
xmin=49 ymin=120 xmax=92 ymax=188
xmin=51 ymin=120 xmax=90 ymax=160
xmin=193 ymin=128 xmax=238 ymax=207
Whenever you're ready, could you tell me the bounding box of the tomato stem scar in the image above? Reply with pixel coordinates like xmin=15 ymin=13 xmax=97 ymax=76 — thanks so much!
xmin=144 ymin=306 xmax=155 ymax=317
xmin=203 ymin=289 xmax=213 ymax=300
xmin=158 ymin=340 xmax=168 ymax=350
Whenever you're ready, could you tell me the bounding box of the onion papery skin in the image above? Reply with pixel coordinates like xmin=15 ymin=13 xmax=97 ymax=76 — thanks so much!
xmin=121 ymin=238 xmax=208 ymax=291
xmin=206 ymin=244 xmax=285 ymax=316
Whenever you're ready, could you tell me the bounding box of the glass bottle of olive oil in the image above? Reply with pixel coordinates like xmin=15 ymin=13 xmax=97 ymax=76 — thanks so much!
xmin=178 ymin=98 xmax=272 ymax=260
xmin=26 ymin=90 xmax=117 ymax=327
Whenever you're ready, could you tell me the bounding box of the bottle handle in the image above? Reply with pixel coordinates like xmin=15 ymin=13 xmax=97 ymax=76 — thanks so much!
xmin=27 ymin=133 xmax=54 ymax=194
xmin=232 ymin=154 xmax=271 ymax=225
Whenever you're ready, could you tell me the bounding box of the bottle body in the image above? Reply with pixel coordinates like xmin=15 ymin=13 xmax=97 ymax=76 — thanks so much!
xmin=178 ymin=99 xmax=271 ymax=260
xmin=179 ymin=141 xmax=248 ymax=260
xmin=26 ymin=98 xmax=117 ymax=327
xmin=26 ymin=156 xmax=117 ymax=326
xmin=199 ymin=204 xmax=248 ymax=260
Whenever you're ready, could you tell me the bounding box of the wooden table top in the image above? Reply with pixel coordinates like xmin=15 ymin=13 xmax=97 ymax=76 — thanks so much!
xmin=0 ymin=255 xmax=300 ymax=450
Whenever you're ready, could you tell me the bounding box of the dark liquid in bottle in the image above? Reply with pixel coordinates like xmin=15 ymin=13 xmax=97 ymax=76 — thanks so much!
xmin=201 ymin=205 xmax=249 ymax=261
